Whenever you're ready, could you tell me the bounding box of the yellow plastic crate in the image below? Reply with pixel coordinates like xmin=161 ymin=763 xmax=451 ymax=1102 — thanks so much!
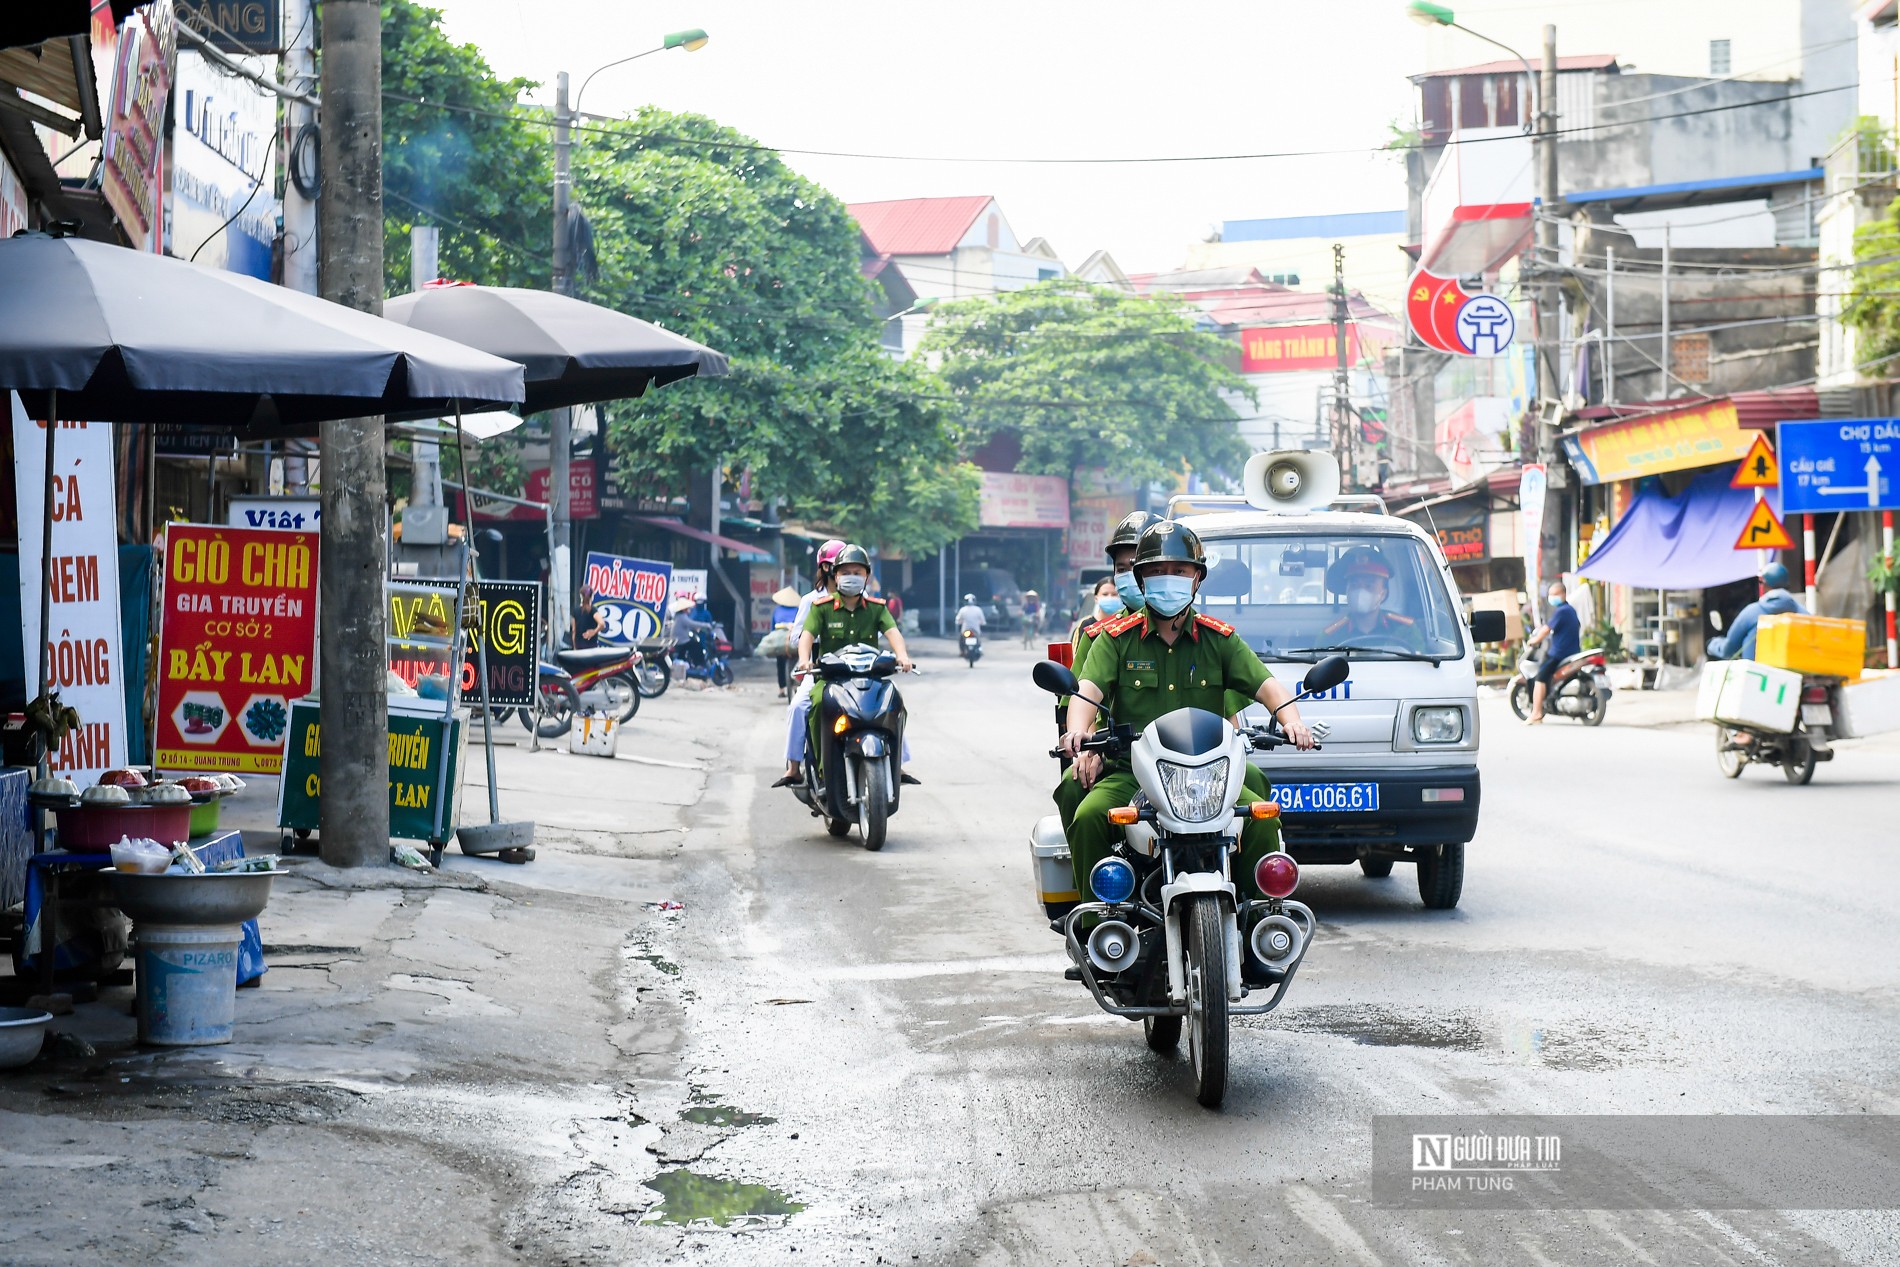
xmin=1755 ymin=613 xmax=1865 ymax=680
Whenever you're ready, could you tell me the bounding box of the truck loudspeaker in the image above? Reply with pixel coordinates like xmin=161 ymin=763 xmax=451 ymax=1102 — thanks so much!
xmin=1243 ymin=450 xmax=1340 ymax=512
xmin=1087 ymin=919 xmax=1141 ymax=974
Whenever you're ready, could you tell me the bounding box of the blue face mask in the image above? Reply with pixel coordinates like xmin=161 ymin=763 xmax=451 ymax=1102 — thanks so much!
xmin=1114 ymin=570 xmax=1144 ymax=610
xmin=1097 ymin=594 xmax=1125 ymax=616
xmin=1142 ymin=575 xmax=1195 ymax=618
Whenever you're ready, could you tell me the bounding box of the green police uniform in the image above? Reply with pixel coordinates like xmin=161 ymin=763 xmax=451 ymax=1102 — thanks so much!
xmin=802 ymin=595 xmax=897 ymax=763
xmin=1067 ymin=607 xmax=1283 ymax=901
xmin=1054 ymin=607 xmax=1267 ymax=833
xmin=1320 ymin=610 xmax=1428 ymax=654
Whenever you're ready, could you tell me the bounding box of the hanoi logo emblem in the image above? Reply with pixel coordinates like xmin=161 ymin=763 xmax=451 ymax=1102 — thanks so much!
xmin=1454 ymin=294 xmax=1515 ymax=357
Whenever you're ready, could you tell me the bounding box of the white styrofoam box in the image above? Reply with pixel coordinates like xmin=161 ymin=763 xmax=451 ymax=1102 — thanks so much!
xmin=1028 ymin=814 xmax=1075 ymax=910
xmin=1694 ymin=660 xmax=1800 ymax=733
xmin=568 ymin=712 xmax=618 ymax=757
xmin=1606 ymin=663 xmax=1646 ymax=692
xmin=1834 ymin=671 xmax=1900 ymax=739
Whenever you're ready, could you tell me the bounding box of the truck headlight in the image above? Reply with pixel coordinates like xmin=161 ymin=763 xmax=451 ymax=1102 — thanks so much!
xmin=1411 ymin=706 xmax=1465 ymax=743
xmin=1156 ymin=758 xmax=1230 ymax=823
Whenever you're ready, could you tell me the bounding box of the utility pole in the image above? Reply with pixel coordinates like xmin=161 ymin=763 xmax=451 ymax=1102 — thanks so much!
xmin=316 ymin=0 xmax=392 ymax=868
xmin=1534 ymin=23 xmax=1561 ymax=459
xmin=548 ymin=71 xmax=574 ymax=612
xmin=1330 ymin=242 xmax=1354 ymax=488
xmin=410 ymin=224 xmax=443 ymax=515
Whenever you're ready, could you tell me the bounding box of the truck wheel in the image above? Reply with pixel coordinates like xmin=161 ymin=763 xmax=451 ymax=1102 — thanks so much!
xmin=1359 ymin=857 xmax=1394 ymax=878
xmin=1417 ymin=843 xmax=1464 ymax=910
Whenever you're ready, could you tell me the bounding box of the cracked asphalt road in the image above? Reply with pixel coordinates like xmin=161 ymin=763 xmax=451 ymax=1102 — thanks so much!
xmin=3 ymin=644 xmax=1898 ymax=1265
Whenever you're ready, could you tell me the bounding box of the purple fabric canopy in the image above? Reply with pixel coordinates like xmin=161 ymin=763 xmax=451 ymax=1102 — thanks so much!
xmin=1576 ymin=468 xmax=1780 ymax=589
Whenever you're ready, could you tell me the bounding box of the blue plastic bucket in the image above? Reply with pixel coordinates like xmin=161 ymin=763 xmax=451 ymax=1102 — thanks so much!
xmin=136 ymin=924 xmax=241 ymax=1046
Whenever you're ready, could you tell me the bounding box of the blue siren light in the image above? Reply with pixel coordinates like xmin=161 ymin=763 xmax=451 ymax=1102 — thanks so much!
xmin=1090 ymin=857 xmax=1137 ymax=905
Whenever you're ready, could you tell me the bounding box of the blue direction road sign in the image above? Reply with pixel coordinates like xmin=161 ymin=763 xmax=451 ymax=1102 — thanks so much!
xmin=1776 ymin=419 xmax=1900 ymax=513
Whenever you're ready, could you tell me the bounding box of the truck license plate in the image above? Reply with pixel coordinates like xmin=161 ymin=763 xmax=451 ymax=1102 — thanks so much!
xmin=1276 ymin=782 xmax=1380 ymax=813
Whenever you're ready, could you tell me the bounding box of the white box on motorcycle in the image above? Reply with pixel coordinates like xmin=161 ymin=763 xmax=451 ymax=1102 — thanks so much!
xmin=568 ymin=712 xmax=619 ymax=758
xmin=1695 ymin=661 xmax=1800 ymax=733
xmin=1834 ymin=670 xmax=1900 ymax=739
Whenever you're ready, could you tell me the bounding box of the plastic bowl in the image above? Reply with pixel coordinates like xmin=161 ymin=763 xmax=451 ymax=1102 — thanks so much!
xmin=0 ymin=1008 xmax=52 ymax=1068
xmin=105 ymin=870 xmax=276 ymax=926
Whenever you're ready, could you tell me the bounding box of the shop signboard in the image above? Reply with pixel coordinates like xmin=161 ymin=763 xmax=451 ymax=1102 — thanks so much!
xmin=386 ymin=579 xmax=541 ymax=708
xmin=228 ymin=495 xmax=321 ymax=532
xmin=278 ymin=701 xmax=465 ymax=844
xmin=175 ymin=0 xmax=282 ymax=53
xmin=1067 ymin=500 xmax=1119 ymax=567
xmin=670 ymin=568 xmax=709 ymax=605
xmin=100 ymin=2 xmax=175 ymax=252
xmin=1519 ymin=464 xmax=1547 ymax=608
xmin=1561 ymin=398 xmax=1751 ymax=486
xmin=155 ymin=524 xmax=318 ymax=773
xmin=978 ymin=472 xmax=1069 ymax=529
xmin=1425 ymin=496 xmax=1489 ymax=564
xmin=461 ymin=458 xmax=597 ymax=521
xmin=11 ymin=399 xmax=127 ymax=784
xmin=1239 ymin=322 xmax=1392 ymax=373
xmin=583 ymin=551 xmax=671 ymax=643
xmin=1776 ymin=419 xmax=1900 ymax=513
xmin=171 ymin=50 xmax=279 ymax=279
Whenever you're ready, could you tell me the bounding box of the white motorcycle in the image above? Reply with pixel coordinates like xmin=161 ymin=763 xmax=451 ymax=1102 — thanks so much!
xmin=1029 ymin=653 xmax=1350 ymax=1107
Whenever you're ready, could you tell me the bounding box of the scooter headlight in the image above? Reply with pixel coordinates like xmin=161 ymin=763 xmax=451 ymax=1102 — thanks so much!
xmin=1089 ymin=857 xmax=1137 ymax=905
xmin=1156 ymin=757 xmax=1231 ymax=824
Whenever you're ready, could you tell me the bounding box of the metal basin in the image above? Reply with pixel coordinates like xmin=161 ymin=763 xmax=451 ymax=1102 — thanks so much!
xmin=0 ymin=1008 xmax=52 ymax=1068
xmin=105 ymin=871 xmax=275 ymax=926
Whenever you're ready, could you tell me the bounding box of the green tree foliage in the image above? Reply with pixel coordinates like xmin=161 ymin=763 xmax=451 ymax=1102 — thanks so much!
xmin=921 ymin=281 xmax=1254 ymax=489
xmin=380 ymin=0 xmax=550 ymax=293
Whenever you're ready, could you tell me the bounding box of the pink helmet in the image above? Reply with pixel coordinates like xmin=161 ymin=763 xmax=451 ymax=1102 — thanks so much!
xmin=816 ymin=539 xmax=846 ymax=571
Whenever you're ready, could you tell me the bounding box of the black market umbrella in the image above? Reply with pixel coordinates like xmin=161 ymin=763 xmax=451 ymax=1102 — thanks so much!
xmin=0 ymin=233 xmax=527 ymax=435
xmin=383 ymin=283 xmax=729 ymax=415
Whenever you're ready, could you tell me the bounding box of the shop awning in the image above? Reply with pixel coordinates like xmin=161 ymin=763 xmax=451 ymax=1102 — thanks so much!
xmin=631 ymin=515 xmax=773 ymax=562
xmin=1575 ymin=469 xmax=1778 ymax=589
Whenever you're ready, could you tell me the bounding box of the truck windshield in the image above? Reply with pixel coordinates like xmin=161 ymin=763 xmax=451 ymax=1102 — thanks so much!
xmin=1192 ymin=531 xmax=1464 ymax=660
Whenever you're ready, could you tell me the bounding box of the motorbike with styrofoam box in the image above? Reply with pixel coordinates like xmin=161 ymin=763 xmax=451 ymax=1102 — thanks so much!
xmin=1027 ymin=652 xmax=1349 ymax=1109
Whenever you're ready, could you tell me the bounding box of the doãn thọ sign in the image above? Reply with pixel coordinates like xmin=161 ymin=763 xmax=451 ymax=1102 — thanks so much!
xmin=156 ymin=524 xmax=319 ymax=774
xmin=11 ymin=400 xmax=127 ymax=783
xmin=584 ymin=552 xmax=671 ymax=643
xmin=1776 ymin=419 xmax=1900 ymax=514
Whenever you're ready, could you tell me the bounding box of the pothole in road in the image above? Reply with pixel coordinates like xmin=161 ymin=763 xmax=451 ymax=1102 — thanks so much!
xmin=679 ymin=1104 xmax=776 ymax=1128
xmin=639 ymin=1169 xmax=803 ymax=1227
xmin=1256 ymin=1005 xmax=1647 ymax=1069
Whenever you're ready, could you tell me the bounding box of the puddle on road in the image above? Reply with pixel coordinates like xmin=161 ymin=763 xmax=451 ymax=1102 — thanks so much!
xmin=624 ymin=945 xmax=680 ymax=976
xmin=640 ymin=1169 xmax=803 ymax=1226
xmin=679 ymin=1104 xmax=776 ymax=1127
xmin=1257 ymin=1005 xmax=1646 ymax=1069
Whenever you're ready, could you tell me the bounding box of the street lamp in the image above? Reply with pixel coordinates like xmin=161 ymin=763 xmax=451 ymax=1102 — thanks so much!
xmin=1406 ymin=2 xmax=1534 ymax=135
xmin=548 ymin=28 xmax=709 ymax=615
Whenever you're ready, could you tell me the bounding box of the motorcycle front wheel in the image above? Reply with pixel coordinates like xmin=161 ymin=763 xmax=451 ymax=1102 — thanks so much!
xmin=857 ymin=758 xmax=888 ymax=852
xmin=601 ymin=673 xmax=641 ymax=723
xmin=1509 ymin=680 xmax=1532 ymax=721
xmin=1185 ymin=894 xmax=1230 ymax=1108
xmin=521 ymin=683 xmax=576 ymax=739
xmin=633 ymin=655 xmax=671 ymax=699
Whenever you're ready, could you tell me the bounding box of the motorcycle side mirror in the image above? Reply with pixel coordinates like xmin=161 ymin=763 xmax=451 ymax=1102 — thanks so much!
xmin=1302 ymin=654 xmax=1350 ymax=695
xmin=1710 ymin=610 xmax=1725 ymax=632
xmin=1033 ymin=659 xmax=1080 ymax=697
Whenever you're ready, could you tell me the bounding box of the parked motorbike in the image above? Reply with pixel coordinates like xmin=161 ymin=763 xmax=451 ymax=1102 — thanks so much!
xmin=961 ymin=628 xmax=983 ymax=667
xmin=672 ymin=625 xmax=736 ymax=687
xmin=520 ymin=660 xmax=584 ymax=739
xmin=1028 ymin=653 xmax=1349 ymax=1108
xmin=632 ymin=644 xmax=672 ymax=699
xmin=1509 ymin=646 xmax=1612 ymax=725
xmin=793 ymin=643 xmax=912 ymax=850
xmin=556 ymin=646 xmax=642 ymax=722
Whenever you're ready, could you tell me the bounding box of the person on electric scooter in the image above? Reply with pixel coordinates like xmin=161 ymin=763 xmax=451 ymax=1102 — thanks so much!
xmin=1061 ymin=521 xmax=1316 ymax=973
xmin=1523 ymin=578 xmax=1583 ymax=724
xmin=1710 ymin=562 xmax=1805 ymax=661
xmin=775 ymin=539 xmax=844 ymax=787
xmin=792 ymin=545 xmax=918 ymax=785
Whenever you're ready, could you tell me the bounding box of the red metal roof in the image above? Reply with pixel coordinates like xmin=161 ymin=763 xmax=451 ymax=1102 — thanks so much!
xmin=848 ymin=197 xmax=993 ymax=256
xmin=1413 ymin=54 xmax=1618 ymax=80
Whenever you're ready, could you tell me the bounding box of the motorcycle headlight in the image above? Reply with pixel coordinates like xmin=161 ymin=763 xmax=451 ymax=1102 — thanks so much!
xmin=1156 ymin=758 xmax=1230 ymax=823
xmin=1412 ymin=706 xmax=1465 ymax=744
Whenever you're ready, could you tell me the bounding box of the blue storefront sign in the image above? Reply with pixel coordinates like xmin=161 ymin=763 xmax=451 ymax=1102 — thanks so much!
xmin=1776 ymin=419 xmax=1900 ymax=514
xmin=582 ymin=552 xmax=671 ymax=643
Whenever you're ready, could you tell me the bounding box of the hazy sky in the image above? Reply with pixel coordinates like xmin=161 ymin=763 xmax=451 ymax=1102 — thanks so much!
xmin=429 ymin=1 xmax=1434 ymax=274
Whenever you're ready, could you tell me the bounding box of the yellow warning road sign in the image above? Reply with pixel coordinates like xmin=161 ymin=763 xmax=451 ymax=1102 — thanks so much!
xmin=1735 ymin=499 xmax=1794 ymax=550
xmin=1732 ymin=433 xmax=1779 ymax=488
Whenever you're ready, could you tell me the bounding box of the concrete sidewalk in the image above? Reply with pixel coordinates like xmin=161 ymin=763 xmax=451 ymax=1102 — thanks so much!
xmin=0 ymin=675 xmax=778 ymax=1264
